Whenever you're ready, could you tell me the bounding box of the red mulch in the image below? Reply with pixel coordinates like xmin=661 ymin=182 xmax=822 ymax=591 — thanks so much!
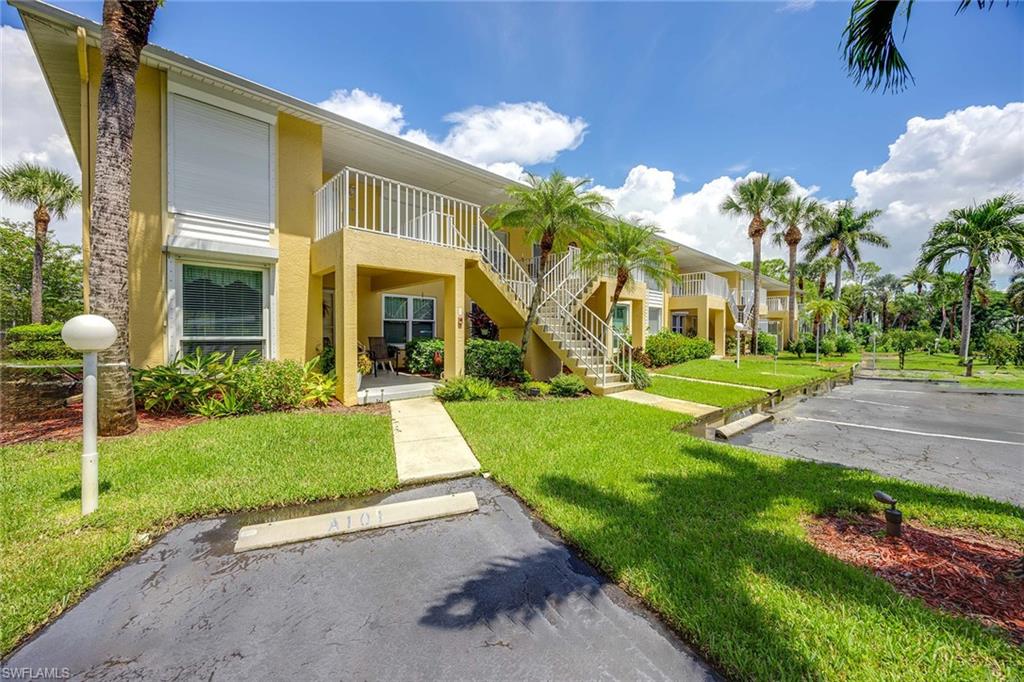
xmin=1 ymin=401 xmax=389 ymax=447
xmin=807 ymin=514 xmax=1024 ymax=642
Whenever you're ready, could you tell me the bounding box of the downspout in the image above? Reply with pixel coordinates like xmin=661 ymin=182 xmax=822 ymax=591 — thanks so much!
xmin=77 ymin=27 xmax=91 ymax=310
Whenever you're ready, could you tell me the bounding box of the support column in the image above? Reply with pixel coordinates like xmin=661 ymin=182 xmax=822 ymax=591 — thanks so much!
xmin=631 ymin=300 xmax=645 ymax=348
xmin=696 ymin=303 xmax=710 ymax=343
xmin=713 ymin=308 xmax=726 ymax=355
xmin=335 ymin=260 xmax=359 ymax=406
xmin=443 ymin=272 xmax=465 ymax=379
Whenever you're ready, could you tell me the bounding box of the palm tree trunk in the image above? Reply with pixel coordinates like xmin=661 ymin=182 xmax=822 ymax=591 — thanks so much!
xmin=881 ymin=298 xmax=888 ymax=332
xmin=787 ymin=242 xmax=798 ymax=344
xmin=959 ymin=265 xmax=975 ymax=363
xmin=832 ymin=261 xmax=842 ymax=332
xmin=750 ymin=234 xmax=762 ymax=354
xmin=31 ymin=205 xmax=49 ymax=324
xmin=89 ymin=0 xmax=158 ymax=436
xmin=519 ymin=245 xmax=550 ymax=365
xmin=603 ymin=269 xmax=628 ymax=326
xmin=938 ymin=305 xmax=947 ymax=339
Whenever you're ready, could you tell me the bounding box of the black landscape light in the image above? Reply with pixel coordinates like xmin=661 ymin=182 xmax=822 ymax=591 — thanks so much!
xmin=873 ymin=490 xmax=903 ymax=537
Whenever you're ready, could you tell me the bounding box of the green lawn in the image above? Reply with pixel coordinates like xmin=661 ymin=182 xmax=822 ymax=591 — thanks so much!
xmin=872 ymin=352 xmax=1024 ymax=389
xmin=657 ymin=354 xmax=855 ymax=391
xmin=447 ymin=398 xmax=1024 ymax=681
xmin=646 ymin=375 xmax=768 ymax=408
xmin=1 ymin=412 xmax=397 ymax=654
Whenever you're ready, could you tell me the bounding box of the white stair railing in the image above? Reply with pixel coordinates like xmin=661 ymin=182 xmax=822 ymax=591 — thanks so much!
xmin=463 ymin=217 xmax=535 ymax=310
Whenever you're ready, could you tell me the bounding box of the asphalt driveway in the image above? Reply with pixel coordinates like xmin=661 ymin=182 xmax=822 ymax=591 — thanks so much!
xmin=732 ymin=379 xmax=1023 ymax=506
xmin=4 ymin=477 xmax=717 ymax=681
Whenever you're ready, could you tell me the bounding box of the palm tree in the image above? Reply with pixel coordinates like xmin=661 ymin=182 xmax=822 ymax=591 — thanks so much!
xmin=0 ymin=163 xmax=81 ymax=324
xmin=720 ymin=175 xmax=792 ymax=353
xmin=931 ymin=272 xmax=963 ymax=340
xmin=842 ymin=0 xmax=1011 ymax=93
xmin=919 ymin=194 xmax=1024 ymax=364
xmin=773 ymin=196 xmax=820 ymax=342
xmin=804 ymin=202 xmax=888 ymax=332
xmin=488 ymin=171 xmax=609 ymax=361
xmin=1007 ymin=273 xmax=1024 ymax=327
xmin=803 ymin=298 xmax=847 ymax=362
xmin=577 ymin=218 xmax=679 ymax=325
xmin=869 ymin=273 xmax=901 ymax=331
xmin=901 ymin=265 xmax=932 ymax=295
xmin=90 ymin=0 xmax=160 ymax=435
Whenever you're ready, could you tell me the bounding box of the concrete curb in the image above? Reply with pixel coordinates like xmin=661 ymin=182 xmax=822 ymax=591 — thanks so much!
xmin=854 ymin=374 xmax=1024 ymax=395
xmin=715 ymin=412 xmax=773 ymax=439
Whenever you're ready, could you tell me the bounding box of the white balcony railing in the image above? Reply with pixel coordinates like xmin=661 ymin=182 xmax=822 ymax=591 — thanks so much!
xmin=671 ymin=271 xmax=729 ymax=299
xmin=733 ymin=286 xmax=768 ymax=310
xmin=767 ymin=296 xmax=788 ymax=312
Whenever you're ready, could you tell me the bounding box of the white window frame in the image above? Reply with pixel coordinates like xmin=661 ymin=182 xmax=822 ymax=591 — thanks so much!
xmin=648 ymin=306 xmax=663 ymax=334
xmin=166 ymin=257 xmax=275 ymax=361
xmin=381 ymin=294 xmax=436 ymax=347
xmin=166 ymin=78 xmax=277 ymax=233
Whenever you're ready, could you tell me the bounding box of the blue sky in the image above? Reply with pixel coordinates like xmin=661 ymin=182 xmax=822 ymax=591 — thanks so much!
xmin=2 ymin=1 xmax=1023 ymax=279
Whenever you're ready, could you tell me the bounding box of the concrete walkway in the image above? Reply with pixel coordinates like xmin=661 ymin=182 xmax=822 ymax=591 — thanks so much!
xmin=608 ymin=389 xmax=719 ymax=418
xmin=391 ymin=397 xmax=480 ymax=484
xmin=651 ymin=372 xmax=772 ymax=393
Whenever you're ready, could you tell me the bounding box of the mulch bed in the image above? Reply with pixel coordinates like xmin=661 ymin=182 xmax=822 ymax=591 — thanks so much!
xmin=807 ymin=514 xmax=1024 ymax=642
xmin=1 ymin=402 xmax=390 ymax=447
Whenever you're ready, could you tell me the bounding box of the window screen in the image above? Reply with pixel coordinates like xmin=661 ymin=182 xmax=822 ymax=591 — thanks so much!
xmin=181 ymin=264 xmax=265 ymax=357
xmin=170 ymin=94 xmax=272 ymax=226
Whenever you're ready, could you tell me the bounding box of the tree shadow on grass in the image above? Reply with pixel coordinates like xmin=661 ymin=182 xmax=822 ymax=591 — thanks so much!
xmin=534 ymin=439 xmax=1019 ymax=679
xmin=418 ymin=547 xmax=601 ymax=631
xmin=59 ymin=479 xmax=111 ymax=501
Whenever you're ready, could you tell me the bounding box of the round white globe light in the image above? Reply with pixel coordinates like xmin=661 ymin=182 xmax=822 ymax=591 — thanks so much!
xmin=62 ymin=314 xmax=117 ymax=353
xmin=734 ymin=323 xmax=745 ymax=332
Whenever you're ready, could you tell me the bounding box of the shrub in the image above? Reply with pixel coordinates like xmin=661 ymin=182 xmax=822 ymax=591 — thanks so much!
xmin=549 ymin=373 xmax=587 ymax=397
xmin=834 ymin=332 xmax=857 ymax=356
xmin=631 ymin=346 xmax=652 ymax=368
xmin=302 ymin=356 xmax=336 ymax=406
xmin=756 ymin=333 xmax=777 ymax=356
xmin=788 ymin=335 xmax=806 ymax=359
xmin=235 ymin=360 xmax=305 ymax=412
xmin=645 ymin=330 xmax=714 ymax=366
xmin=319 ymin=342 xmax=335 ymax=374
xmin=132 ymin=349 xmax=257 ymax=414
xmin=935 ymin=336 xmax=956 ymax=354
xmin=818 ymin=336 xmax=836 ymax=357
xmin=888 ymin=330 xmax=916 ymax=369
xmin=405 ymin=337 xmax=445 ymax=376
xmin=2 ymin=322 xmax=75 ymax=361
xmin=725 ymin=334 xmax=737 ymax=356
xmin=465 ymin=338 xmax=522 ymax=381
xmin=433 ymin=376 xmax=497 ymax=402
xmin=522 ymin=380 xmax=551 ymax=396
xmin=983 ymin=332 xmax=1019 ymax=369
xmin=629 ymin=364 xmax=652 ymax=390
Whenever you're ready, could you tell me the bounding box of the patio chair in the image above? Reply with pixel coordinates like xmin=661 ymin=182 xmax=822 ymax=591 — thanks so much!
xmin=368 ymin=336 xmax=396 ymax=376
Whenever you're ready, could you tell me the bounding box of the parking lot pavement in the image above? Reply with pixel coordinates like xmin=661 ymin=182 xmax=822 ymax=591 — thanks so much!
xmin=4 ymin=478 xmax=718 ymax=681
xmin=732 ymin=379 xmax=1023 ymax=506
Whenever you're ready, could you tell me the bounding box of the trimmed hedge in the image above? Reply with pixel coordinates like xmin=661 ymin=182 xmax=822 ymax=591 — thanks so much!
xmin=2 ymin=323 xmax=75 ymax=361
xmin=465 ymin=338 xmax=522 ymax=381
xmin=645 ymin=330 xmax=714 ymax=367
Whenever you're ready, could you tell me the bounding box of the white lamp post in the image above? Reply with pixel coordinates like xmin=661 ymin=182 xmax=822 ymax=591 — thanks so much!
xmin=62 ymin=314 xmax=117 ymax=515
xmin=734 ymin=323 xmax=745 ymax=368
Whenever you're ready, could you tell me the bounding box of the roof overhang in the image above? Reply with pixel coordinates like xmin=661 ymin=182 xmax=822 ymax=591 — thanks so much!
xmin=10 ymin=0 xmax=518 ymax=206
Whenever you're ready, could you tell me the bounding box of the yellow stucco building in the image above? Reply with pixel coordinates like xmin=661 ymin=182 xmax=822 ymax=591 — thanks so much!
xmin=17 ymin=0 xmax=798 ymax=405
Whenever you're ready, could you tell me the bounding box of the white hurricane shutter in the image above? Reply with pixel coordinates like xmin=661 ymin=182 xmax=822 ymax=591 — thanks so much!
xmin=170 ymin=94 xmax=272 ymax=227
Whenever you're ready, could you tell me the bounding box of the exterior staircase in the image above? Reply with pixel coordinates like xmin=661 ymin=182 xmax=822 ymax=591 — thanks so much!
xmin=315 ymin=167 xmax=634 ymax=393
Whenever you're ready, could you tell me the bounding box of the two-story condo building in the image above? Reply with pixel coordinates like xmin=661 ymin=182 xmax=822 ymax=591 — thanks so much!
xmin=15 ymin=0 xmax=798 ymax=405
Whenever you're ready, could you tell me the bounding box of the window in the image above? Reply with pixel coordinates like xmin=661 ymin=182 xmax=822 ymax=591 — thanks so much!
xmin=648 ymin=306 xmax=663 ymax=334
xmin=383 ymin=295 xmax=435 ymax=345
xmin=179 ymin=263 xmax=267 ymax=357
xmin=169 ymin=92 xmax=274 ymax=229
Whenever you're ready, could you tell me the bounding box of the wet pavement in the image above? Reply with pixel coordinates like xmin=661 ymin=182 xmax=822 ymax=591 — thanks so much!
xmin=733 ymin=379 xmax=1024 ymax=506
xmin=3 ymin=477 xmax=718 ymax=681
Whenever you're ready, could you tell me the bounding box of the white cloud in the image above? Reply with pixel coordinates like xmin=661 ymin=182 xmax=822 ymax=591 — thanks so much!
xmin=0 ymin=27 xmax=82 ymax=244
xmin=317 ymin=87 xmax=586 ymax=181
xmin=593 ymin=167 xmax=819 ymax=264
xmin=851 ymin=102 xmax=1024 ymax=284
xmin=317 ymin=88 xmax=405 ymax=136
xmin=778 ymin=0 xmax=816 ymax=13
xmin=725 ymin=160 xmax=751 ymax=174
